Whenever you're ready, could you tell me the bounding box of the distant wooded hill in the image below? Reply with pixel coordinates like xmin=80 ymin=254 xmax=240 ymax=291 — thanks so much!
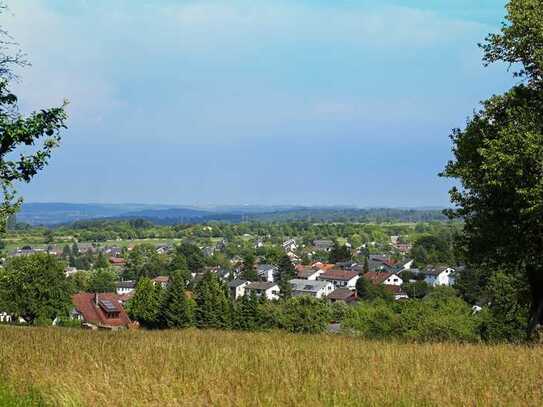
xmin=16 ymin=203 xmax=448 ymax=226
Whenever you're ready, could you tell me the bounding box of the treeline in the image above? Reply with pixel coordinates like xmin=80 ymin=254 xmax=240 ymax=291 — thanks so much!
xmin=7 ymin=218 xmax=459 ymax=247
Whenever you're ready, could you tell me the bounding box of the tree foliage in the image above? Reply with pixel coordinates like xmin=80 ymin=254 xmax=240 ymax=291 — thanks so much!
xmin=194 ymin=272 xmax=232 ymax=329
xmin=126 ymin=277 xmax=162 ymax=329
xmin=160 ymin=270 xmax=194 ymax=328
xmin=0 ymin=253 xmax=72 ymax=323
xmin=442 ymin=0 xmax=543 ymax=338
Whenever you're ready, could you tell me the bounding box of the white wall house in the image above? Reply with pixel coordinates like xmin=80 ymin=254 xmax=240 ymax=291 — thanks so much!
xmin=318 ymin=270 xmax=360 ymax=290
xmin=289 ymin=279 xmax=335 ymax=299
xmin=257 ymin=265 xmax=278 ymax=283
xmin=115 ymin=281 xmax=136 ymax=296
xmin=425 ymin=267 xmax=456 ymax=287
xmin=382 ymin=274 xmax=403 ymax=286
xmin=245 ymin=282 xmax=280 ymax=300
xmin=282 ymin=239 xmax=297 ymax=252
xmin=228 ymin=279 xmax=249 ymax=299
xmin=296 ymin=266 xmax=325 ymax=281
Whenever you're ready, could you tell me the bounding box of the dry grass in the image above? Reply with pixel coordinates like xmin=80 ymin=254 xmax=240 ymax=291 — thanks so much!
xmin=0 ymin=326 xmax=542 ymax=406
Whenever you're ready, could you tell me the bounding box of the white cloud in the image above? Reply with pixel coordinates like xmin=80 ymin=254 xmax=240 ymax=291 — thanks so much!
xmin=0 ymin=0 xmax=496 ymax=144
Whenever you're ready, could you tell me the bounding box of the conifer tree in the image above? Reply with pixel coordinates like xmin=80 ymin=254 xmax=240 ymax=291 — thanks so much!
xmin=160 ymin=270 xmax=194 ymax=328
xmin=240 ymin=253 xmax=258 ymax=281
xmin=194 ymin=272 xmax=232 ymax=329
xmin=277 ymin=254 xmax=295 ymax=299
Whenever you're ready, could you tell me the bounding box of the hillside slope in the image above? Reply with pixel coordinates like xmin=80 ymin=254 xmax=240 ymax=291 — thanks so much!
xmin=0 ymin=327 xmax=540 ymax=406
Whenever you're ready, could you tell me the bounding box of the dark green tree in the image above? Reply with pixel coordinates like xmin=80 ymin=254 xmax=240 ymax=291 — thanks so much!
xmin=240 ymin=253 xmax=258 ymax=281
xmin=87 ymin=268 xmax=116 ymax=293
xmin=160 ymin=270 xmax=194 ymax=328
xmin=168 ymin=251 xmax=191 ymax=287
xmin=0 ymin=253 xmax=72 ymax=323
xmin=94 ymin=252 xmax=109 ymax=269
xmin=126 ymin=277 xmax=162 ymax=329
xmin=356 ymin=276 xmax=393 ymax=302
xmin=193 ymin=272 xmax=232 ymax=329
xmin=277 ymin=254 xmax=295 ymax=299
xmin=124 ymin=244 xmax=167 ymax=281
xmin=441 ymin=0 xmax=543 ymax=338
xmin=176 ymin=242 xmax=206 ymax=273
xmin=280 ymin=296 xmax=331 ymax=334
xmin=329 ymin=240 xmax=351 ymax=263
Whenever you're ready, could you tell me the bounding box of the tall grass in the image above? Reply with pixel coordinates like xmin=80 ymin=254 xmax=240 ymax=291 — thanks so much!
xmin=0 ymin=326 xmax=541 ymax=406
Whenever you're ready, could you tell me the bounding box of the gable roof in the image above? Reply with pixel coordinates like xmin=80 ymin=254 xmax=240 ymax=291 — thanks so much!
xmin=425 ymin=266 xmax=454 ymax=276
xmin=228 ymin=279 xmax=248 ymax=288
xmin=364 ymin=271 xmax=393 ymax=285
xmin=319 ymin=270 xmax=358 ymax=281
xmin=72 ymin=293 xmax=131 ymax=328
xmin=327 ymin=288 xmax=357 ymax=301
xmin=289 ymin=279 xmax=332 ymax=293
xmin=246 ymin=281 xmax=278 ymax=290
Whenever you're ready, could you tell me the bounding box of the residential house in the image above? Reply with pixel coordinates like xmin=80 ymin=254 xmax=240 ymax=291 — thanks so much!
xmin=313 ymin=240 xmax=334 ymax=252
xmin=289 ymin=279 xmax=335 ymax=299
xmin=364 ymin=271 xmax=403 ymax=286
xmin=245 ymin=282 xmax=280 ymax=300
xmin=116 ymin=280 xmax=136 ymax=295
xmin=424 ymin=266 xmax=456 ymax=287
xmin=228 ymin=279 xmax=249 ymax=299
xmin=385 ymin=285 xmax=409 ymax=301
xmin=318 ymin=270 xmax=360 ymax=290
xmin=109 ymin=257 xmax=126 ymax=268
xmin=327 ymin=288 xmax=358 ymax=304
xmin=295 ymin=265 xmax=324 ymax=280
xmin=202 ymin=246 xmax=215 ymax=257
xmin=282 ymin=239 xmax=297 ymax=252
xmin=152 ymin=276 xmax=170 ymax=289
xmin=71 ymin=292 xmax=132 ymax=330
xmin=156 ymin=244 xmax=172 ymax=255
xmin=257 ymin=264 xmax=278 ymax=282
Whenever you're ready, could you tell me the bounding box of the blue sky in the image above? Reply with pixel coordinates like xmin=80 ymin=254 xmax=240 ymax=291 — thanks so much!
xmin=3 ymin=0 xmax=512 ymax=207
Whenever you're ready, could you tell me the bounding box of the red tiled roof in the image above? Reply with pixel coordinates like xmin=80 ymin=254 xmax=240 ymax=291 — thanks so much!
xmin=153 ymin=276 xmax=170 ymax=284
xmin=109 ymin=257 xmax=126 ymax=265
xmin=312 ymin=263 xmax=335 ymax=271
xmin=320 ymin=270 xmax=358 ymax=281
xmin=72 ymin=292 xmax=131 ymax=328
xmin=364 ymin=271 xmax=393 ymax=285
xmin=327 ymin=288 xmax=357 ymax=301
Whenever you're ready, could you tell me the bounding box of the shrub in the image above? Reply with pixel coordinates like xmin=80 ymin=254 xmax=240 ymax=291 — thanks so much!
xmin=343 ymin=300 xmax=400 ymax=339
xmin=279 ymin=296 xmax=332 ymax=334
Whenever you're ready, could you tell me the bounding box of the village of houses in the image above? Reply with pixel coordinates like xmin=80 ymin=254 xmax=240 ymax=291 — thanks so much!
xmin=1 ymin=236 xmax=457 ymax=330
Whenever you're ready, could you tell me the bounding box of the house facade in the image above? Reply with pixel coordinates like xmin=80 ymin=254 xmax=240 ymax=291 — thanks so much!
xmin=425 ymin=267 xmax=456 ymax=287
xmin=116 ymin=280 xmax=136 ymax=295
xmin=228 ymin=279 xmax=249 ymax=299
xmin=318 ymin=270 xmax=359 ymax=290
xmin=245 ymin=282 xmax=280 ymax=300
xmin=289 ymin=279 xmax=335 ymax=299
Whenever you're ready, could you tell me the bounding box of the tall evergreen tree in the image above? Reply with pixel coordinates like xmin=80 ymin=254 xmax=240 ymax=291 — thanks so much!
xmin=194 ymin=272 xmax=232 ymax=329
xmin=241 ymin=253 xmax=258 ymax=281
xmin=160 ymin=271 xmax=194 ymax=328
xmin=277 ymin=254 xmax=295 ymax=299
xmin=329 ymin=240 xmax=351 ymax=264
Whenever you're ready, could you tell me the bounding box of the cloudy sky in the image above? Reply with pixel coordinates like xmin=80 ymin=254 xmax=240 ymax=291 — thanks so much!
xmin=3 ymin=0 xmax=513 ymax=207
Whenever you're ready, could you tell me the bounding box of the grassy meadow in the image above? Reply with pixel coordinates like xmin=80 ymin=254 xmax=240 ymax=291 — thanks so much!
xmin=0 ymin=327 xmax=542 ymax=406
